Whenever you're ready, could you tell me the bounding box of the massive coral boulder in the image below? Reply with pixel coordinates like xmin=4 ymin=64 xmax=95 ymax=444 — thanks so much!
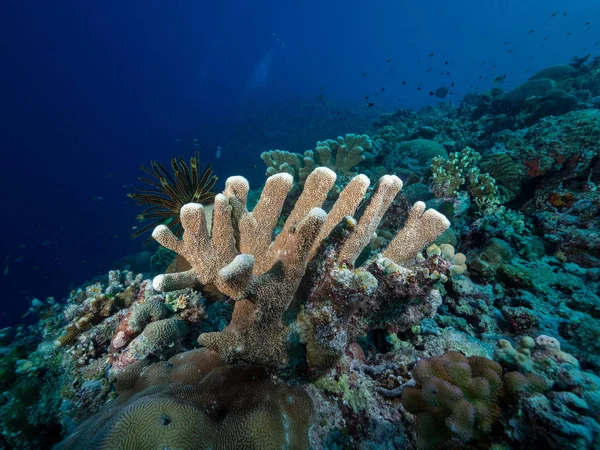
xmin=57 ymin=349 xmax=313 ymax=450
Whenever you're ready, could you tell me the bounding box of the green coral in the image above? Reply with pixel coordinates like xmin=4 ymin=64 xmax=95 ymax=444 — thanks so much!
xmin=260 ymin=133 xmax=373 ymax=183
xmin=314 ymin=372 xmax=370 ymax=413
xmin=314 ymin=134 xmax=373 ymax=176
xmin=430 ymin=147 xmax=524 ymax=217
xmin=150 ymin=247 xmax=176 ymax=272
xmin=402 ymin=351 xmax=503 ymax=449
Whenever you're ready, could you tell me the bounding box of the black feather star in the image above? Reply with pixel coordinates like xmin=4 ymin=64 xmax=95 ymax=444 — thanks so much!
xmin=128 ymin=151 xmax=217 ymax=244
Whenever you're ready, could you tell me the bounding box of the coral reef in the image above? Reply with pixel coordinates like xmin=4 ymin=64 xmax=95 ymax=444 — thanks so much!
xmin=3 ymin=57 xmax=600 ymax=450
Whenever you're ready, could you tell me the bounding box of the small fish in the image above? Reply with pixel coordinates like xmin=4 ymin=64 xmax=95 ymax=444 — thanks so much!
xmin=32 ymin=266 xmax=40 ymax=270
xmin=563 ymin=12 xmax=567 ymax=16
xmin=417 ymin=86 xmax=421 ymax=91
xmin=334 ymin=112 xmax=341 ymax=116
xmin=41 ymin=240 xmax=50 ymax=246
xmin=386 ymin=59 xmax=392 ymax=63
xmin=14 ymin=256 xmax=24 ymax=263
xmin=551 ymin=11 xmax=558 ymax=17
xmin=367 ymin=102 xmax=375 ymax=107
xmin=17 ymin=244 xmax=26 ymax=248
xmin=361 ymin=72 xmax=367 ymax=76
xmin=585 ymin=21 xmax=590 ymax=26
xmin=428 ymin=91 xmax=434 ymax=96
xmin=132 ymin=226 xmax=138 ymax=230
xmin=504 ymin=41 xmax=508 ymax=45
xmin=508 ymin=49 xmax=514 ymax=53
xmin=567 ymin=32 xmax=573 ymax=36
xmin=105 ymin=173 xmax=115 ymax=178
xmin=381 ymin=87 xmax=385 ymax=92
xmin=544 ymin=37 xmax=548 ymax=40
xmin=3 ymin=265 xmax=8 ymax=276
xmin=493 ymin=74 xmax=507 ymax=84
xmin=428 ymin=52 xmax=435 ymax=57
xmin=434 ymin=87 xmax=449 ymax=98
xmin=451 ymin=82 xmax=455 ymax=87
xmin=92 ymin=196 xmax=104 ymax=201
xmin=80 ymin=260 xmax=87 ymax=264
xmin=364 ymin=95 xmax=369 ymax=100
xmin=402 ymin=80 xmax=407 ymax=85
xmin=426 ymin=67 xmax=432 ymax=72
xmin=528 ymin=29 xmax=535 ymax=34
xmin=586 ymin=27 xmax=591 ymax=32
xmin=444 ymin=61 xmax=448 ymax=65
xmin=121 ymin=184 xmax=130 ymax=188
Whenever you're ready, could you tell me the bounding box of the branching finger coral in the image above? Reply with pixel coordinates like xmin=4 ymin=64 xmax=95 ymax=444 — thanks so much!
xmin=260 ymin=134 xmax=374 ymax=184
xmin=152 ymin=167 xmax=451 ymax=368
xmin=314 ymin=134 xmax=373 ymax=176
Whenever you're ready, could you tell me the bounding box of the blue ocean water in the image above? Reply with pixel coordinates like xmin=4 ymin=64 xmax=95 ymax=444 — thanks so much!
xmin=0 ymin=1 xmax=599 ymax=448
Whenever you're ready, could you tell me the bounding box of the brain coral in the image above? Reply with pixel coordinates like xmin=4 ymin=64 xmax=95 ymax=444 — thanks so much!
xmin=114 ymin=348 xmax=224 ymax=399
xmin=128 ymin=299 xmax=170 ymax=332
xmin=58 ymin=361 xmax=314 ymax=450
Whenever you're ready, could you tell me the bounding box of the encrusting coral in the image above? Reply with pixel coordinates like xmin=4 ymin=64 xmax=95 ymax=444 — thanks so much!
xmin=402 ymin=350 xmax=548 ymax=450
xmin=152 ymin=167 xmax=451 ymax=368
xmin=402 ymin=351 xmax=504 ymax=449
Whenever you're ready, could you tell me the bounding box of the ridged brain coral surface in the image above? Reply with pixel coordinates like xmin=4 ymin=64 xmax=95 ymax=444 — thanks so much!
xmin=57 ymin=364 xmax=313 ymax=450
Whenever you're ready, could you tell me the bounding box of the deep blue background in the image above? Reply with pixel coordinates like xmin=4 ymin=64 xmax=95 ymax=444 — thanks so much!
xmin=0 ymin=0 xmax=597 ymax=327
